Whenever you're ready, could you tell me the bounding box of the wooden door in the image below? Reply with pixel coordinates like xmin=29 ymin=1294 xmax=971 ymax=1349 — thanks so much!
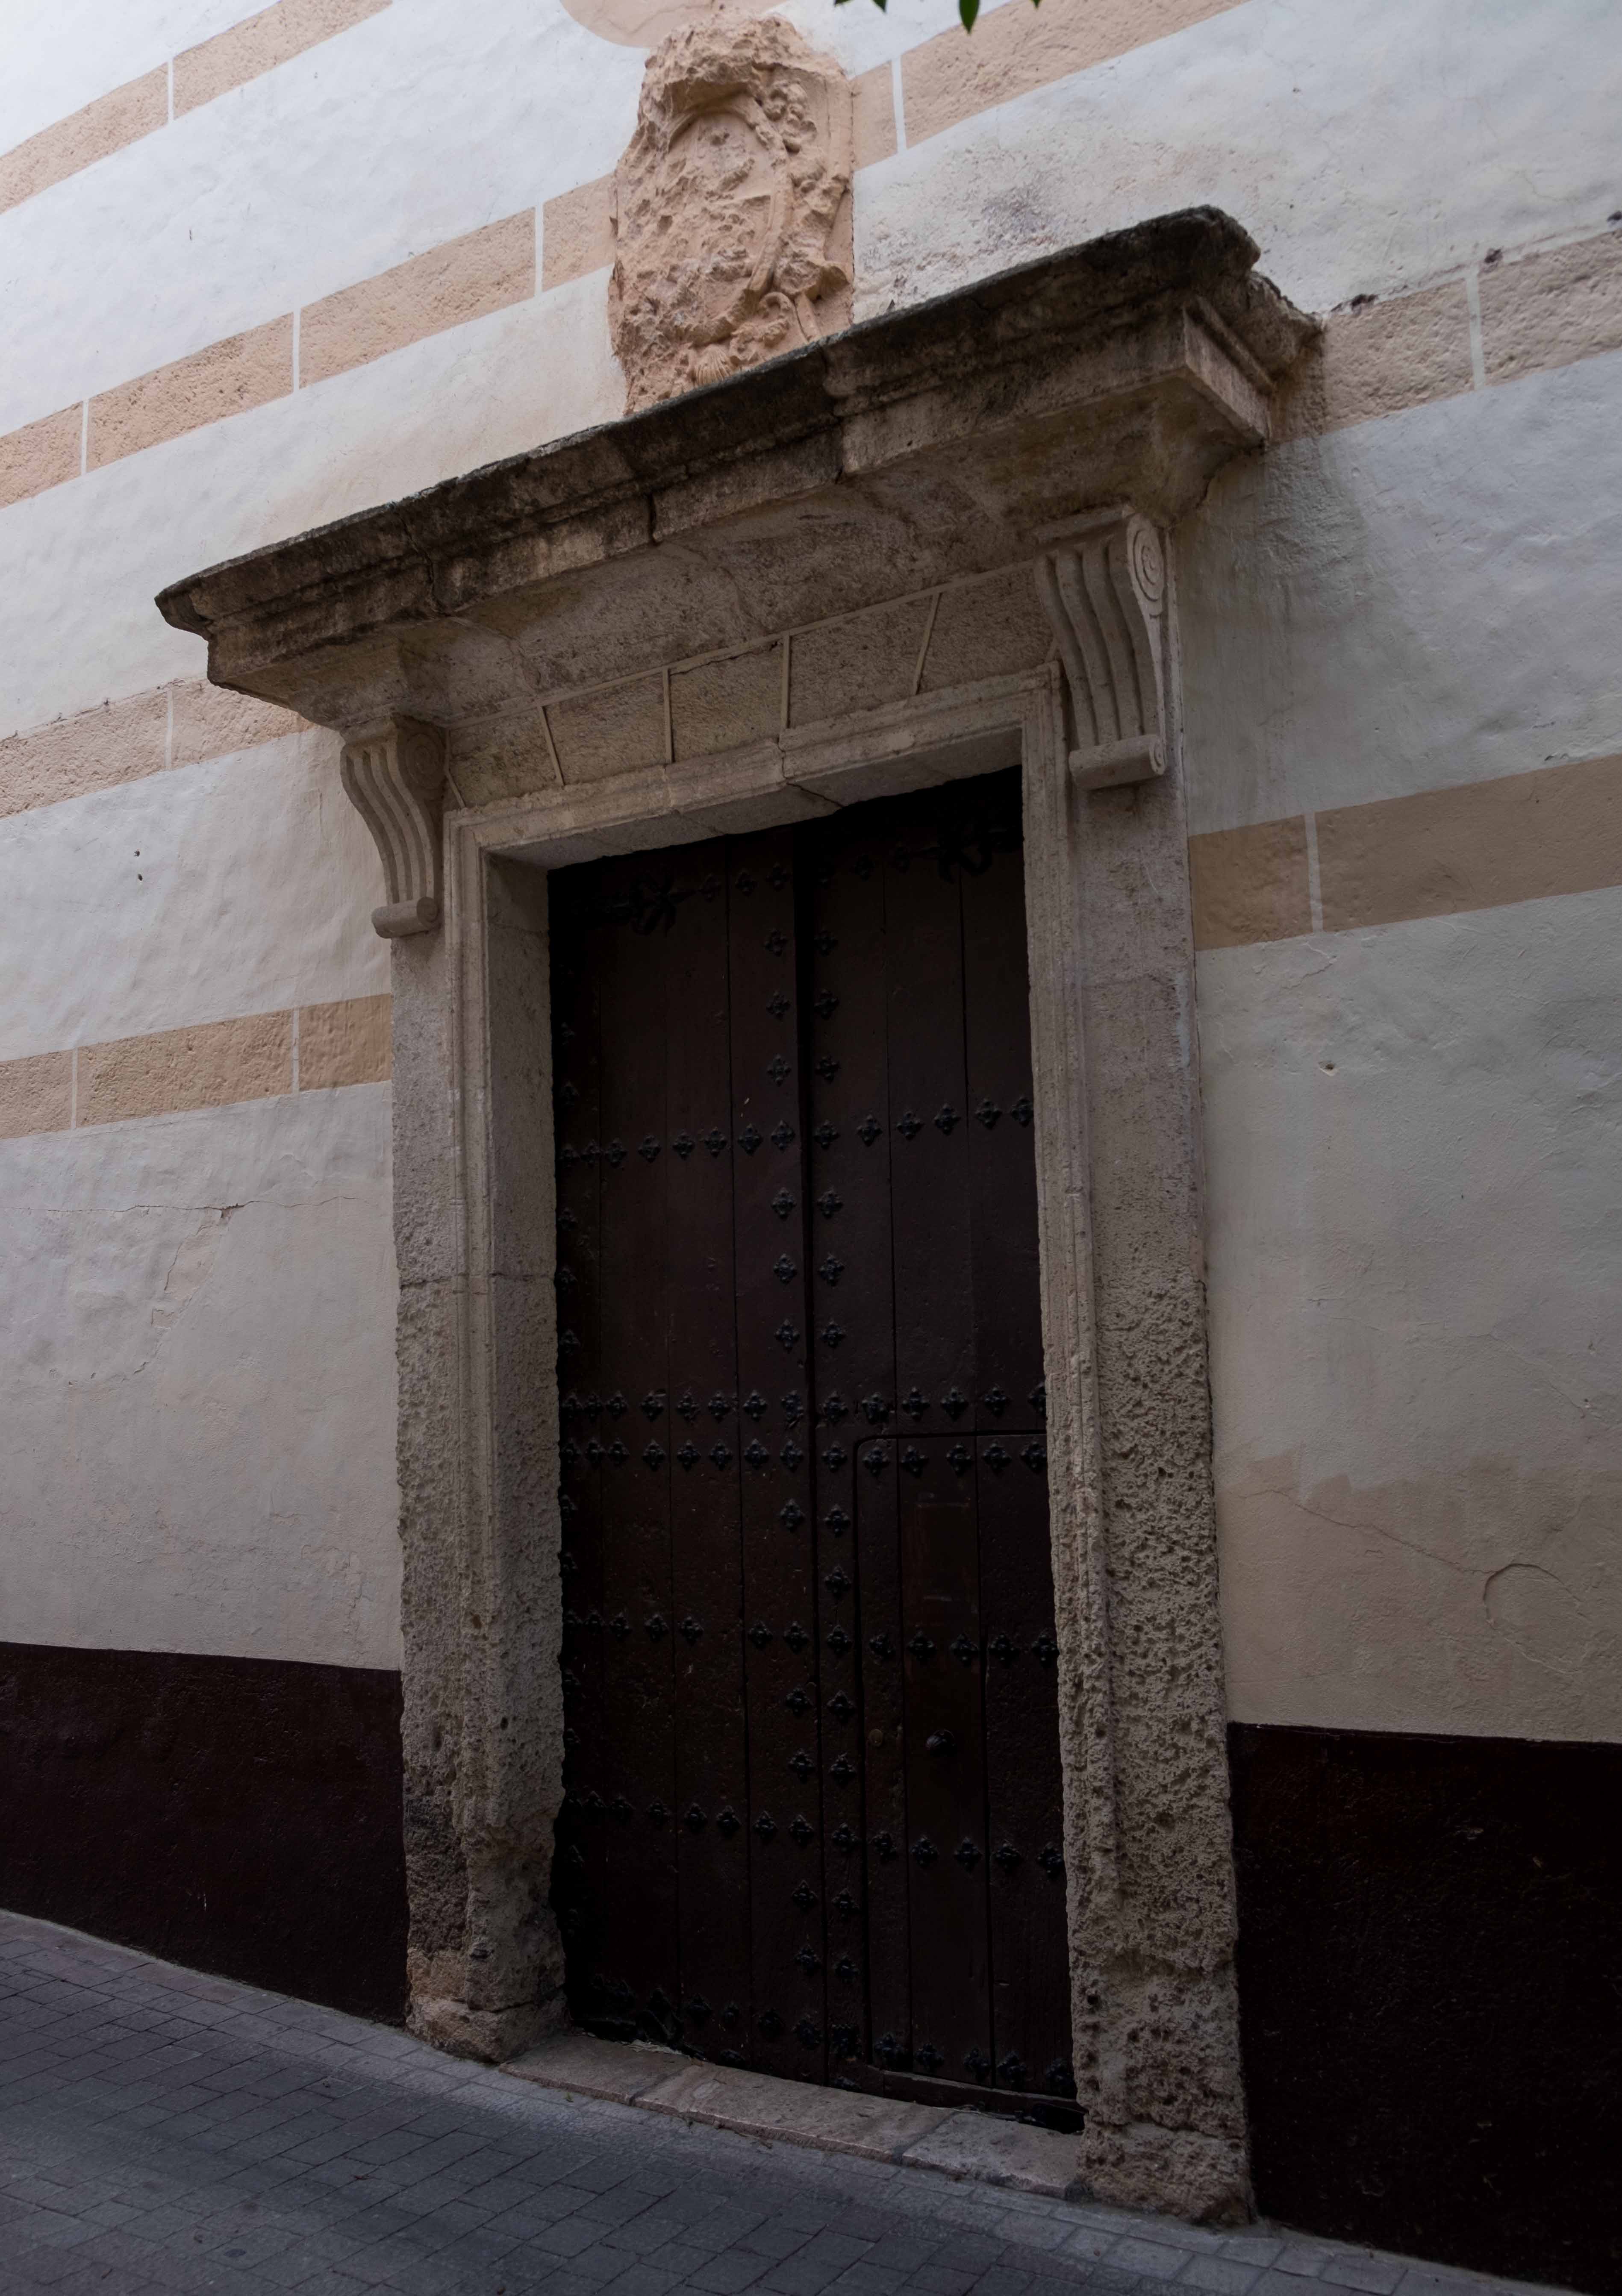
xmin=549 ymin=769 xmax=1076 ymax=2119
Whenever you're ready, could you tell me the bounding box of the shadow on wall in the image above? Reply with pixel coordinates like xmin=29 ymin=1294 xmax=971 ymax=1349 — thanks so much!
xmin=1231 ymin=1724 xmax=1622 ymax=2296
xmin=0 ymin=1643 xmax=407 ymax=2023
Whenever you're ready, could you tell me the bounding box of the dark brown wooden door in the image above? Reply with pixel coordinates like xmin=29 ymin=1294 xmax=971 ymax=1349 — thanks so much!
xmin=550 ymin=769 xmax=1075 ymax=2118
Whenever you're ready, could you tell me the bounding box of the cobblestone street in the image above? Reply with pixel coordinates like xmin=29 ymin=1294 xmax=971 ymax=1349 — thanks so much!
xmin=0 ymin=1913 xmax=1562 ymax=2296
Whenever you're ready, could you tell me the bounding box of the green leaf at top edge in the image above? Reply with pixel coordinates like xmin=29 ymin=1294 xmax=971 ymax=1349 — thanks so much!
xmin=959 ymin=0 xmax=980 ymax=26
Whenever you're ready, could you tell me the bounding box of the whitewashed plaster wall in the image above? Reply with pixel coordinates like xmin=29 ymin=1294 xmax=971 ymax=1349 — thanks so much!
xmin=1180 ymin=357 xmax=1622 ymax=834
xmin=1204 ymin=888 xmax=1622 ymax=1743
xmin=1179 ymin=350 xmax=1622 ymax=1742
xmin=0 ymin=731 xmax=386 ymax=1063
xmin=0 ymin=1089 xmax=399 ymax=1666
xmin=2 ymin=0 xmax=1618 ymax=1732
xmin=848 ymin=0 xmax=1620 ymax=317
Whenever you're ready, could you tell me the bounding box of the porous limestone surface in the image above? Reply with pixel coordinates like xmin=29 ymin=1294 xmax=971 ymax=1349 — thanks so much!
xmin=610 ymin=12 xmax=852 ymax=409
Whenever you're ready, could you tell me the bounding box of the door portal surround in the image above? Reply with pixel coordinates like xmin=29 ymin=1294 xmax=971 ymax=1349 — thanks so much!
xmin=389 ymin=653 xmax=1245 ymax=2219
xmin=157 ymin=211 xmax=1315 ymax=2224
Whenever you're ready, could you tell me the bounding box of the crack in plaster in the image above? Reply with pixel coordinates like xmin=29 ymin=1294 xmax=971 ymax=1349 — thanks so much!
xmin=1482 ymin=1561 xmax=1596 ymax=1677
xmin=150 ymin=1205 xmax=239 ymax=1329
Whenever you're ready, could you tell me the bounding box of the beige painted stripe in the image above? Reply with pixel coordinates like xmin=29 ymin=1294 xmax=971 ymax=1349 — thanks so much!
xmin=298 ymin=994 xmax=392 ymax=1090
xmin=6 ymin=758 xmax=1617 ymax=1137
xmin=1478 ymin=229 xmax=1622 ymax=386
xmin=0 ymin=1052 xmax=74 ymax=1143
xmin=0 ymin=213 xmax=536 ymax=506
xmin=1189 ymin=816 xmax=1313 ymax=951
xmin=2 ymin=757 xmax=1617 ymax=1131
xmin=901 ymin=0 xmax=1243 ymax=148
xmin=852 ymin=63 xmax=899 ymax=171
xmin=88 ymin=316 xmax=294 ymax=470
xmin=0 ymin=405 xmax=82 ymax=513
xmin=0 ymin=689 xmax=168 ymax=820
xmin=0 ymin=995 xmax=392 ymax=1144
xmin=1315 ymin=753 xmax=1622 ymax=933
xmin=174 ymin=0 xmax=391 ymax=116
xmin=1191 ymin=753 xmax=1622 ymax=952
xmin=3 ymin=209 xmax=1617 ymax=516
xmin=0 ymin=0 xmax=392 ymax=219
xmin=171 ymin=681 xmax=304 ymax=773
xmin=542 ymin=176 xmax=615 ymax=294
xmin=0 ymin=68 xmax=167 ymax=218
xmin=1275 ymin=279 xmax=1475 ymax=442
xmin=0 ymin=679 xmax=303 ymax=823
xmin=78 ymin=1011 xmax=295 ymax=1127
xmin=1279 ymin=225 xmax=1622 ymax=442
xmin=300 ymin=213 xmax=536 ymax=386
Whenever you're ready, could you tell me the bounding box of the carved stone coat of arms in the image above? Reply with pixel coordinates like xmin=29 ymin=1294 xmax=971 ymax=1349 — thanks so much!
xmin=609 ymin=12 xmax=853 ymax=412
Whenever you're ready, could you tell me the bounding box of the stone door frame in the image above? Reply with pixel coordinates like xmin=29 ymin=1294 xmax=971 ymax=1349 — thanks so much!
xmin=397 ymin=632 xmax=1247 ymax=2220
xmin=158 ymin=210 xmax=1316 ymax=2223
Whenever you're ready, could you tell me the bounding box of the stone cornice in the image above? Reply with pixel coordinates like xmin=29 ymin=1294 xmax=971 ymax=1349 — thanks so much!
xmin=156 ymin=210 xmax=1313 ymax=734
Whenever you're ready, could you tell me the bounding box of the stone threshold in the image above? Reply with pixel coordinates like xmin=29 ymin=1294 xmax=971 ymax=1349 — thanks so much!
xmin=503 ymin=2031 xmax=1084 ymax=2198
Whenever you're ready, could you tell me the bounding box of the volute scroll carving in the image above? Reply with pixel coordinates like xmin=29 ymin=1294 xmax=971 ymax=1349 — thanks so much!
xmin=1035 ymin=509 xmax=1170 ymax=791
xmin=339 ymin=717 xmax=448 ymax=938
xmin=610 ymin=13 xmax=852 ymax=413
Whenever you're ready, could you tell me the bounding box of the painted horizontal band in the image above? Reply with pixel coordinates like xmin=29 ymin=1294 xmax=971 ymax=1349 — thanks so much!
xmin=0 ymin=994 xmax=391 ymax=1144
xmin=1190 ymin=750 xmax=1622 ymax=952
xmin=0 ymin=678 xmax=308 ymax=822
xmin=3 ymin=745 xmax=1616 ymax=1138
xmin=3 ymin=188 xmax=1616 ymax=522
xmin=545 ymin=0 xmax=1247 ymax=268
xmin=0 ymin=209 xmax=535 ymax=512
xmin=533 ymin=200 xmax=1622 ymax=443
xmin=0 ymin=0 xmax=391 ymax=219
xmin=6 ymin=0 xmax=1220 ymax=231
xmin=898 ymin=0 xmax=1241 ymax=151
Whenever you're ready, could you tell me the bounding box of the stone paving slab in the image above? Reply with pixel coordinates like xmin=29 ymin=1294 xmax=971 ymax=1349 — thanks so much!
xmin=0 ymin=1909 xmax=1579 ymax=2296
xmin=504 ymin=2038 xmax=1079 ymax=2196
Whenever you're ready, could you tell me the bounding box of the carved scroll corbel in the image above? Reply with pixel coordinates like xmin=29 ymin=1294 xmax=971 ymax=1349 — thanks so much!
xmin=340 ymin=717 xmax=447 ymax=938
xmin=1035 ymin=509 xmax=1169 ymax=790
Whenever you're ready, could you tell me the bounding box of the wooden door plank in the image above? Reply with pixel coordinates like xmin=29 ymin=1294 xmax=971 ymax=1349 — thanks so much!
xmin=852 ymin=1433 xmax=907 ymax=2076
xmin=884 ymin=814 xmax=975 ymax=1435
xmin=898 ymin=1439 xmax=992 ymax=2082
xmin=594 ymin=853 xmax=679 ymax=2037
xmin=803 ymin=819 xmax=896 ymax=2077
xmin=550 ymin=873 xmax=610 ymax=2023
xmin=957 ymin=773 xmax=1046 ymax=1440
xmin=728 ymin=832 xmax=825 ymax=2084
xmin=665 ymin=859 xmax=751 ymax=2060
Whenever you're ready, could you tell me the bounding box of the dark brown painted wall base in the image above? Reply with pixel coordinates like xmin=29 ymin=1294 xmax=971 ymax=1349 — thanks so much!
xmin=0 ymin=1642 xmax=407 ymax=2022
xmin=1231 ymin=1723 xmax=1622 ymax=2296
xmin=6 ymin=1650 xmax=1618 ymax=2293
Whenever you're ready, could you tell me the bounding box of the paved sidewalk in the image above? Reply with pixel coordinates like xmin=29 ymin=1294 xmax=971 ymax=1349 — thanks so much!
xmin=0 ymin=1911 xmax=1563 ymax=2296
